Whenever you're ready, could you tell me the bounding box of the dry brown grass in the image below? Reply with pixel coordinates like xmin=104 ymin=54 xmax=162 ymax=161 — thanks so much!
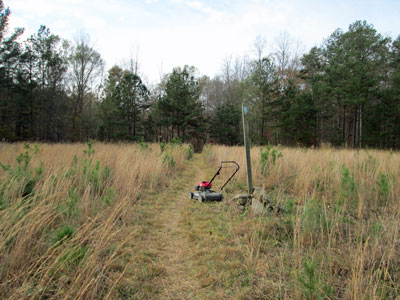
xmin=0 ymin=142 xmax=188 ymax=299
xmin=206 ymin=144 xmax=400 ymax=299
xmin=1 ymin=142 xmax=399 ymax=299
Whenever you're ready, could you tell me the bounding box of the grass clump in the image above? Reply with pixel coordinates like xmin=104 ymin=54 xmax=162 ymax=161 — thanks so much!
xmin=163 ymin=152 xmax=176 ymax=168
xmin=0 ymin=144 xmax=43 ymax=206
xmin=184 ymin=144 xmax=194 ymax=160
xmin=52 ymin=225 xmax=76 ymax=245
xmin=160 ymin=141 xmax=166 ymax=152
xmin=301 ymin=198 xmax=330 ymax=236
xmin=298 ymin=258 xmax=334 ymax=300
xmin=81 ymin=141 xmax=112 ymax=195
xmin=376 ymin=173 xmax=391 ymax=203
xmin=60 ymin=188 xmax=81 ymax=218
xmin=61 ymin=245 xmax=88 ymax=266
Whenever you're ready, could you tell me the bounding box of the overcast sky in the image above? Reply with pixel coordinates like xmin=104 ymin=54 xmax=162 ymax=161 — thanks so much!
xmin=7 ymin=0 xmax=400 ymax=83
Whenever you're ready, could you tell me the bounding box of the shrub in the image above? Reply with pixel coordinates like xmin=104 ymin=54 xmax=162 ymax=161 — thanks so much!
xmin=81 ymin=142 xmax=112 ymax=195
xmin=260 ymin=145 xmax=283 ymax=175
xmin=160 ymin=141 xmax=166 ymax=153
xmin=0 ymin=144 xmax=43 ymax=202
xmin=301 ymin=198 xmax=329 ymax=235
xmin=163 ymin=153 xmax=176 ymax=168
xmin=138 ymin=137 xmax=149 ymax=151
xmin=376 ymin=173 xmax=390 ymax=202
xmin=170 ymin=137 xmax=182 ymax=147
xmin=336 ymin=165 xmax=356 ymax=213
xmin=63 ymin=188 xmax=80 ymax=217
xmin=298 ymin=258 xmax=333 ymax=300
xmin=184 ymin=144 xmax=194 ymax=160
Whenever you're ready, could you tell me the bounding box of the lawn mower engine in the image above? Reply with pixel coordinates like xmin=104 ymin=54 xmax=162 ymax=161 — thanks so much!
xmin=189 ymin=161 xmax=239 ymax=203
xmin=190 ymin=181 xmax=223 ymax=202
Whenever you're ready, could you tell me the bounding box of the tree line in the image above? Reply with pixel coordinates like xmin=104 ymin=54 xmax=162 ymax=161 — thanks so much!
xmin=1 ymin=1 xmax=399 ymax=148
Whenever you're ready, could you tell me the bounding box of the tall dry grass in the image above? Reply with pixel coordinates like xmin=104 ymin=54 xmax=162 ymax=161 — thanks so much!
xmin=0 ymin=142 xmax=188 ymax=299
xmin=206 ymin=144 xmax=400 ymax=299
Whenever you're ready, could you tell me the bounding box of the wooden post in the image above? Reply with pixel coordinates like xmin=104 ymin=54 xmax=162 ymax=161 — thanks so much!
xmin=242 ymin=104 xmax=253 ymax=195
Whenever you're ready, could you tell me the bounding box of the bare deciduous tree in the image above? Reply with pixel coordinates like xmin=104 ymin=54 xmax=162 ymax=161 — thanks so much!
xmin=273 ymin=31 xmax=304 ymax=86
xmin=70 ymin=31 xmax=103 ymax=141
xmin=253 ymin=34 xmax=267 ymax=61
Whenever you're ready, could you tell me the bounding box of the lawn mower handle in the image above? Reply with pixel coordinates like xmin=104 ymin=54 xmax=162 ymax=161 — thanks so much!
xmin=206 ymin=161 xmax=240 ymax=192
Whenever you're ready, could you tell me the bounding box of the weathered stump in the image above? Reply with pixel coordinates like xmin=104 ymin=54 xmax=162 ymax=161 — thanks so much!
xmin=231 ymin=186 xmax=273 ymax=215
xmin=251 ymin=187 xmax=270 ymax=215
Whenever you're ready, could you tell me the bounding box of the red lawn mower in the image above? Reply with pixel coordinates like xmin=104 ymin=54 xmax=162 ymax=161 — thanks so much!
xmin=189 ymin=161 xmax=240 ymax=202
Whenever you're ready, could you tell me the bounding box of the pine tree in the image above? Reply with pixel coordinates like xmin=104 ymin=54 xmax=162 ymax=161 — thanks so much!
xmin=157 ymin=66 xmax=203 ymax=142
xmin=210 ymin=102 xmax=241 ymax=145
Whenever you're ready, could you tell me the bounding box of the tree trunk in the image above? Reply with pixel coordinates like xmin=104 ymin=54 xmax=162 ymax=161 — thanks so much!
xmin=353 ymin=108 xmax=358 ymax=148
xmin=133 ymin=107 xmax=136 ymax=138
xmin=261 ymin=95 xmax=265 ymax=139
xmin=359 ymin=104 xmax=363 ymax=148
xmin=342 ymin=105 xmax=346 ymax=146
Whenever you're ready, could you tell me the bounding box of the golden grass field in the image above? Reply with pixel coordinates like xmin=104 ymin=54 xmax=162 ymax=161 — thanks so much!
xmin=0 ymin=142 xmax=399 ymax=299
xmin=0 ymin=142 xmax=187 ymax=299
xmin=207 ymin=145 xmax=400 ymax=299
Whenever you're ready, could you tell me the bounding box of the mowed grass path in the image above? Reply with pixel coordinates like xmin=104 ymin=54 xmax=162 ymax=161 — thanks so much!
xmin=121 ymin=154 xmax=252 ymax=299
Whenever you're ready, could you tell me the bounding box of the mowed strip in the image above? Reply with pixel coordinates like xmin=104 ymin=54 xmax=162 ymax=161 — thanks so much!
xmin=120 ymin=154 xmax=253 ymax=300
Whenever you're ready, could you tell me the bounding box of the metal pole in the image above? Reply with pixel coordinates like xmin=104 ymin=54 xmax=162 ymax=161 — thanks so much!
xmin=242 ymin=104 xmax=253 ymax=195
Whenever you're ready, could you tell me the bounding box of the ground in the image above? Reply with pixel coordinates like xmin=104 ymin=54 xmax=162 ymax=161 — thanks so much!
xmin=122 ymin=153 xmax=251 ymax=300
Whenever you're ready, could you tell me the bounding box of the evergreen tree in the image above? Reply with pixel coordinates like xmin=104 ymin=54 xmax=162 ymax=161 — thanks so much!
xmin=388 ymin=37 xmax=400 ymax=147
xmin=98 ymin=66 xmax=123 ymax=141
xmin=117 ymin=71 xmax=149 ymax=140
xmin=99 ymin=66 xmax=149 ymax=141
xmin=249 ymin=57 xmax=277 ymax=143
xmin=301 ymin=21 xmax=391 ymax=147
xmin=278 ymin=82 xmax=317 ymax=146
xmin=157 ymin=66 xmax=203 ymax=142
xmin=21 ymin=26 xmax=69 ymax=141
xmin=209 ymin=102 xmax=241 ymax=145
xmin=0 ymin=0 xmax=24 ymax=140
xmin=300 ymin=46 xmax=328 ymax=146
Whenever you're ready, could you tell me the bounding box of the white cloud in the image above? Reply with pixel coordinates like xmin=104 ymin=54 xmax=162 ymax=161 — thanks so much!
xmin=6 ymin=0 xmax=400 ymax=83
xmin=52 ymin=19 xmax=68 ymax=31
xmin=8 ymin=15 xmax=28 ymax=32
xmin=84 ymin=17 xmax=106 ymax=30
xmin=184 ymin=0 xmax=231 ymax=22
xmin=186 ymin=0 xmax=205 ymax=10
